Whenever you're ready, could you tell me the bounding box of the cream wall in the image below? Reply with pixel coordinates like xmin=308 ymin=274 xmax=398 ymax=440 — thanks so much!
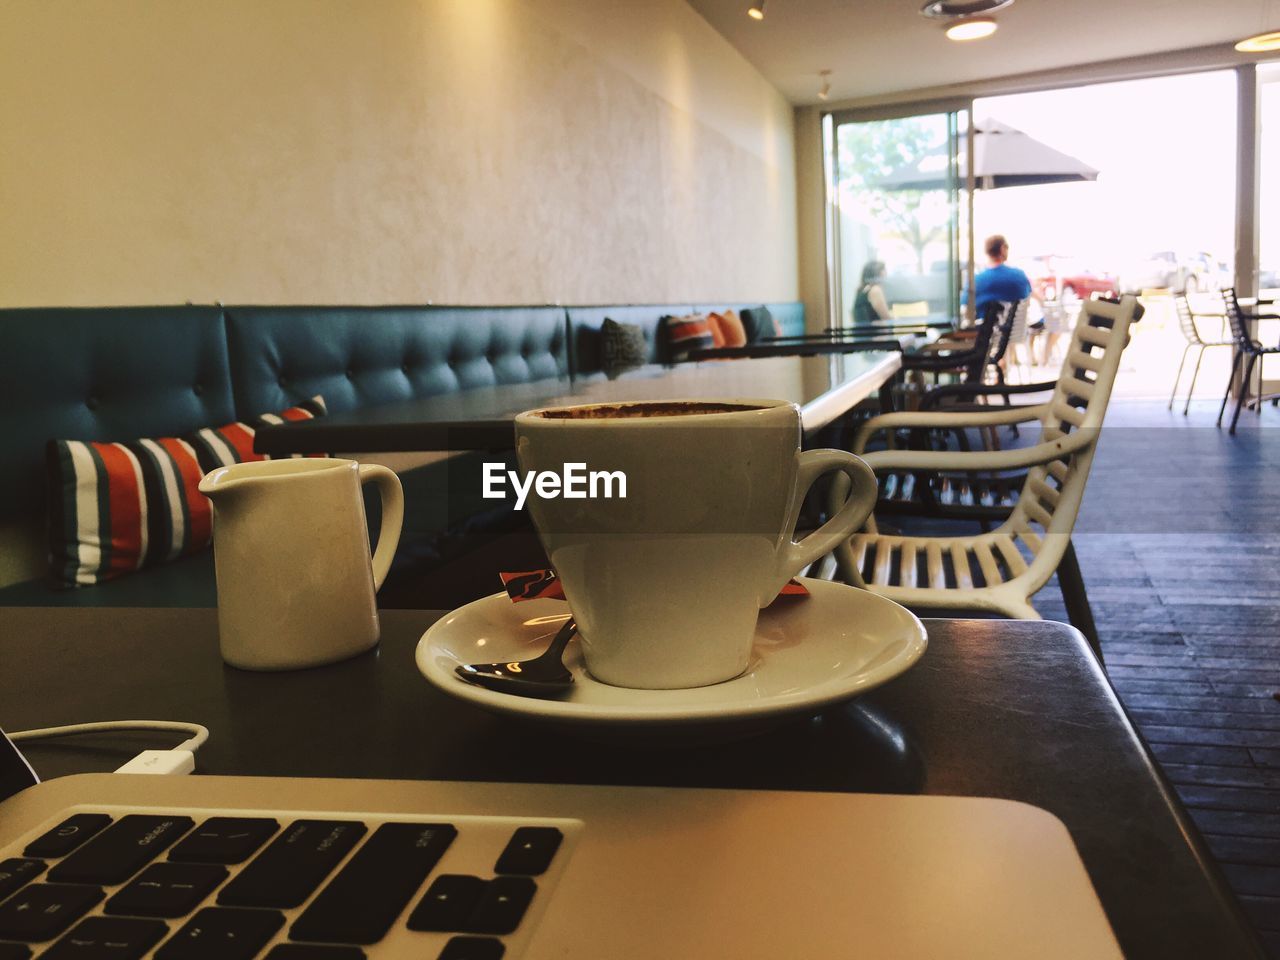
xmin=0 ymin=0 xmax=797 ymax=307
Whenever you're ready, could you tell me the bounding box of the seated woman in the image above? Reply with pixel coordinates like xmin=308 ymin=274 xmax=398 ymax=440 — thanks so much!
xmin=852 ymin=261 xmax=893 ymax=325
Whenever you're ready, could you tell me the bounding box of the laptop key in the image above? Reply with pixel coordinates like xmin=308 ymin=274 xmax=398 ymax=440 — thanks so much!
xmin=169 ymin=818 xmax=279 ymax=865
xmin=265 ymin=946 xmax=367 ymax=958
xmin=0 ymin=944 xmax=30 ymax=960
xmin=407 ymin=875 xmax=488 ymax=932
xmin=48 ymin=816 xmax=194 ymax=886
xmin=0 ymin=860 xmax=45 ymax=902
xmin=218 ymin=820 xmax=366 ymax=909
xmin=23 ymin=815 xmax=112 ymax=859
xmin=289 ymin=822 xmax=456 ymax=944
xmin=494 ymin=827 xmax=562 ymax=876
xmin=105 ymin=862 xmax=228 ymax=917
xmin=41 ymin=915 xmax=168 ymax=959
xmin=466 ymin=877 xmax=536 ymax=936
xmin=0 ymin=884 xmax=103 ymax=941
xmin=154 ymin=906 xmax=283 ymax=960
xmin=439 ymin=936 xmax=505 ymax=960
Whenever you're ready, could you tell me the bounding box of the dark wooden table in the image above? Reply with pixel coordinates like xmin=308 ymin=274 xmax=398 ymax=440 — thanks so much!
xmin=687 ymin=336 xmax=918 ymax=361
xmin=254 ymin=352 xmax=900 ymax=454
xmin=0 ymin=607 xmax=1262 ymax=959
xmin=827 ymin=314 xmax=957 ymax=334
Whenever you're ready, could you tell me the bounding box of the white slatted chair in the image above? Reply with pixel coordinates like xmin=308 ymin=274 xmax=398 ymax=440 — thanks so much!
xmin=1170 ymin=294 xmax=1232 ymax=415
xmin=828 ymin=296 xmax=1140 ymax=658
xmin=1002 ymin=298 xmax=1033 ymax=381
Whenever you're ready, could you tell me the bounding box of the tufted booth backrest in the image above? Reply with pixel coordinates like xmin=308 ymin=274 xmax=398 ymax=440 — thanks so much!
xmin=0 ymin=306 xmax=236 ymax=528
xmin=224 ymin=306 xmax=569 ymax=417
xmin=565 ymin=305 xmax=695 ymax=375
xmin=0 ymin=300 xmax=802 ymax=591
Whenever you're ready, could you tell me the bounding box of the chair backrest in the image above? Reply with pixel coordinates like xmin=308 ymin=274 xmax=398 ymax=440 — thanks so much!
xmin=1040 ymin=301 xmax=1068 ymax=334
xmin=1220 ymin=287 xmax=1257 ymax=350
xmin=950 ymin=300 xmax=1006 ymax=384
xmin=1174 ymin=295 xmax=1203 ymax=346
xmin=979 ymin=299 xmax=1018 ymax=375
xmin=1007 ymin=296 xmax=1140 ymax=582
xmin=1006 ymin=298 xmax=1031 ymax=346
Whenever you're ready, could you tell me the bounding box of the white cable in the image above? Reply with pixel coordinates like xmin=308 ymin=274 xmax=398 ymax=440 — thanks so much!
xmin=9 ymin=721 xmax=210 ymax=753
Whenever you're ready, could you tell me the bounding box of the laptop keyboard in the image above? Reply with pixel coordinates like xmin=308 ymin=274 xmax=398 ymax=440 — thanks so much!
xmin=0 ymin=806 xmax=575 ymax=959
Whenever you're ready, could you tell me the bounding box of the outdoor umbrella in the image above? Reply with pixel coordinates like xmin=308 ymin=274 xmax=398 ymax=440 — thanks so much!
xmin=876 ymin=118 xmax=1099 ymax=191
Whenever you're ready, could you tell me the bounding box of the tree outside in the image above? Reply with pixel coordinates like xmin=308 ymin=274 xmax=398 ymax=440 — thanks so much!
xmin=836 ymin=116 xmax=950 ymax=274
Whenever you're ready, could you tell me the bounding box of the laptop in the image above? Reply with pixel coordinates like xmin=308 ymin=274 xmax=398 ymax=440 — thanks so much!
xmin=0 ymin=726 xmax=1121 ymax=959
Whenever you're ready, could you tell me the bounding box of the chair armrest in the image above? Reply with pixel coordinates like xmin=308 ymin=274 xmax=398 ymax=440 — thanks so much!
xmin=853 ymin=404 xmax=1050 ymax=453
xmin=916 ymin=340 xmax=964 ymax=355
xmin=860 ymin=429 xmax=1093 ymax=472
xmin=920 ymin=379 xmax=1057 ymax=410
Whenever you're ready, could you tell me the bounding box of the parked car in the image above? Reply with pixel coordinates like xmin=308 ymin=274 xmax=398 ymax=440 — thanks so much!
xmin=1121 ymin=251 xmax=1229 ymax=294
xmin=1031 ymin=255 xmax=1118 ymax=300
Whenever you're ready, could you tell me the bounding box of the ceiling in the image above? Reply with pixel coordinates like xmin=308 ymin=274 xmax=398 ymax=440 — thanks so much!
xmin=687 ymin=0 xmax=1280 ymax=104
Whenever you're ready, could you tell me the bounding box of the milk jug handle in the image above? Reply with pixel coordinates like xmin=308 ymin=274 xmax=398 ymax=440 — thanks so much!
xmin=358 ymin=464 xmax=404 ymax=591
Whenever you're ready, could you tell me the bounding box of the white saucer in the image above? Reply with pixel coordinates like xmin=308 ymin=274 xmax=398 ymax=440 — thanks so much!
xmin=416 ymin=578 xmax=927 ymax=730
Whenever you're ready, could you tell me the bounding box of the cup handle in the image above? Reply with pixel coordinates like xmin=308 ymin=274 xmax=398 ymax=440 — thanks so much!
xmin=768 ymin=449 xmax=877 ymax=601
xmin=358 ymin=464 xmax=404 ymax=591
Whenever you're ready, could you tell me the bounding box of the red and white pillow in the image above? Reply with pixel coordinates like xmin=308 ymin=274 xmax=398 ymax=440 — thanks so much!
xmin=661 ymin=313 xmax=716 ymax=362
xmin=46 ymin=396 xmax=327 ymax=588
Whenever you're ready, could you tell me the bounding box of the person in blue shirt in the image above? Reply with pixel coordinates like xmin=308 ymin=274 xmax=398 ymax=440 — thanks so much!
xmin=972 ymin=234 xmax=1032 ymax=311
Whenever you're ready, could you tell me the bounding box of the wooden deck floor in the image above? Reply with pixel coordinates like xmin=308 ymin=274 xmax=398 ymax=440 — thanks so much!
xmin=1004 ymin=398 xmax=1280 ymax=954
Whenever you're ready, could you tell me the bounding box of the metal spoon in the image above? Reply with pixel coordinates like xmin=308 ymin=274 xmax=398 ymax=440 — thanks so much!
xmin=455 ymin=617 xmax=576 ymax=696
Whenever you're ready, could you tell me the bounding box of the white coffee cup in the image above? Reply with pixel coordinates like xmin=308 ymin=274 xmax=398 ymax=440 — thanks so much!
xmin=514 ymin=399 xmax=877 ymax=689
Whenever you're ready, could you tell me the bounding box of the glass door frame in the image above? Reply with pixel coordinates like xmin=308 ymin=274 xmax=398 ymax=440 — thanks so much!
xmin=824 ymin=96 xmax=975 ymax=331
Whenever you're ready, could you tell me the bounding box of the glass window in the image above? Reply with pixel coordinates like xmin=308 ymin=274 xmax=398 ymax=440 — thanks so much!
xmin=830 ymin=110 xmax=968 ymax=329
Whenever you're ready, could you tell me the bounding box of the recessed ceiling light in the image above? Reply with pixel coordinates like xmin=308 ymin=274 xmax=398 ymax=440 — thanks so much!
xmin=747 ymin=2 xmax=765 ymax=20
xmin=945 ymin=16 xmax=998 ymax=40
xmin=1236 ymin=30 xmax=1280 ymax=52
xmin=921 ymin=0 xmax=1013 ymax=19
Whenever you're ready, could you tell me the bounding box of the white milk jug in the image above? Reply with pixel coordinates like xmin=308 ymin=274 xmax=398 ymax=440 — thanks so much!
xmin=199 ymin=458 xmax=403 ymax=670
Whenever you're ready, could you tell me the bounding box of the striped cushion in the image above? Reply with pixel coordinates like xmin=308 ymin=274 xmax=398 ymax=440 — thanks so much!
xmin=661 ymin=313 xmax=715 ymax=362
xmin=46 ymin=396 xmax=327 ymax=588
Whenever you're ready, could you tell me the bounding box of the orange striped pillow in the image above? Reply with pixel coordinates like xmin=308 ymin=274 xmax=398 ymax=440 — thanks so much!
xmin=46 ymin=396 xmax=326 ymax=588
xmin=661 ymin=313 xmax=715 ymax=362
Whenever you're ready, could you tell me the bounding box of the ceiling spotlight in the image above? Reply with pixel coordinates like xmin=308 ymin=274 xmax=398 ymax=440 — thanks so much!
xmin=818 ymin=70 xmax=832 ymax=101
xmin=747 ymin=2 xmax=765 ymax=20
xmin=921 ymin=0 xmax=1013 ymax=17
xmin=945 ymin=16 xmax=998 ymax=40
xmin=1236 ymin=30 xmax=1280 ymax=52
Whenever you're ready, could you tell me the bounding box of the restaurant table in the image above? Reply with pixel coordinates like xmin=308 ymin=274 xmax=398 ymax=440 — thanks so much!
xmin=686 ymin=337 xmax=911 ymax=361
xmin=1 ymin=607 xmax=1263 ymax=959
xmin=831 ymin=313 xmax=958 ymax=333
xmin=255 ymin=351 xmax=900 ymax=455
xmin=759 ymin=316 xmax=956 ymax=342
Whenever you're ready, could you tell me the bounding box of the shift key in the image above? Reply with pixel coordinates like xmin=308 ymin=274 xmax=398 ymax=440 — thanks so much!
xmin=290 ymin=822 xmax=456 ymax=944
xmin=219 ymin=820 xmax=366 ymax=908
